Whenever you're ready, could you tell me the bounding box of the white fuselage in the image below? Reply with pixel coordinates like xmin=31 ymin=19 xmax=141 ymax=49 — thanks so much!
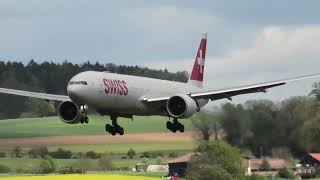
xmin=67 ymin=71 xmax=208 ymax=117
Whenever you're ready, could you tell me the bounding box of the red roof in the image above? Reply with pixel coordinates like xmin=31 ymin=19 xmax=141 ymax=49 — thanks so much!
xmin=309 ymin=153 xmax=320 ymax=161
xmin=167 ymin=153 xmax=194 ymax=164
xmin=247 ymin=159 xmax=287 ymax=170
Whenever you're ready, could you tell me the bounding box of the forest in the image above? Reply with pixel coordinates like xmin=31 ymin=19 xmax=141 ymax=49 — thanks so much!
xmin=192 ymin=83 xmax=320 ymax=158
xmin=0 ymin=60 xmax=188 ymax=119
xmin=1 ymin=60 xmax=320 ymax=158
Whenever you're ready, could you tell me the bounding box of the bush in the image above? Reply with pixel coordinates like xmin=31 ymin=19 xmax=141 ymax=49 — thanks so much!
xmin=121 ymin=156 xmax=127 ymax=159
xmin=156 ymin=156 xmax=165 ymax=165
xmin=169 ymin=152 xmax=178 ymax=158
xmin=72 ymin=158 xmax=91 ymax=174
xmin=39 ymin=160 xmax=52 ymax=174
xmin=277 ymin=167 xmax=294 ymax=179
xmin=98 ymin=154 xmax=113 ymax=172
xmin=0 ymin=164 xmax=10 ymax=173
xmin=141 ymin=151 xmax=164 ymax=158
xmin=49 ymin=148 xmax=72 ymax=159
xmin=72 ymin=152 xmax=84 ymax=159
xmin=119 ymin=166 xmax=130 ymax=171
xmin=15 ymin=167 xmax=39 ymax=174
xmin=0 ymin=152 xmax=6 ymax=158
xmin=57 ymin=166 xmax=75 ymax=174
xmin=28 ymin=146 xmax=48 ymax=158
xmin=315 ymin=167 xmax=320 ymax=178
xmin=246 ymin=174 xmax=266 ymax=180
xmin=141 ymin=151 xmax=151 ymax=158
xmin=39 ymin=155 xmax=56 ymax=174
xmin=12 ymin=146 xmax=22 ymax=158
xmin=187 ymin=141 xmax=244 ymax=180
xmin=86 ymin=151 xmax=100 ymax=159
xmin=141 ymin=158 xmax=149 ymax=164
xmin=187 ymin=165 xmax=233 ymax=180
xmin=127 ymin=148 xmax=136 ymax=159
xmin=44 ymin=155 xmax=56 ymax=171
xmin=153 ymin=151 xmax=164 ymax=158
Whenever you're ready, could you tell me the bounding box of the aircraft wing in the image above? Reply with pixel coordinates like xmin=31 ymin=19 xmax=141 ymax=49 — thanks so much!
xmin=145 ymin=73 xmax=320 ymax=102
xmin=0 ymin=88 xmax=70 ymax=101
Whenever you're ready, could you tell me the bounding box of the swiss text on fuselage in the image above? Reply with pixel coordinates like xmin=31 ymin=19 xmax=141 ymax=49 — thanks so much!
xmin=103 ymin=78 xmax=128 ymax=95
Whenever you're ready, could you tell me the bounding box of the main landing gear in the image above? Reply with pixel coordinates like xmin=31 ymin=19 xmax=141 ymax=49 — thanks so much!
xmin=105 ymin=115 xmax=124 ymax=136
xmin=166 ymin=118 xmax=184 ymax=133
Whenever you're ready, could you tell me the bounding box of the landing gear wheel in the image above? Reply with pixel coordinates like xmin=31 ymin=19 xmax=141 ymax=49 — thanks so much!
xmin=105 ymin=124 xmax=112 ymax=132
xmin=118 ymin=127 xmax=124 ymax=136
xmin=110 ymin=127 xmax=116 ymax=136
xmin=178 ymin=123 xmax=185 ymax=132
xmin=166 ymin=121 xmax=173 ymax=130
xmin=172 ymin=126 xmax=177 ymax=133
xmin=167 ymin=118 xmax=184 ymax=133
xmin=105 ymin=115 xmax=125 ymax=136
xmin=84 ymin=117 xmax=89 ymax=124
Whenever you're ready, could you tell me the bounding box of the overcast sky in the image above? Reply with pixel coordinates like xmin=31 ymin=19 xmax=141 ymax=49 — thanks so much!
xmin=1 ymin=0 xmax=320 ymax=104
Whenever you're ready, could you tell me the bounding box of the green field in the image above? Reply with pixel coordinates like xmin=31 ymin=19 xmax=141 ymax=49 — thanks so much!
xmin=0 ymin=174 xmax=162 ymax=180
xmin=0 ymin=141 xmax=194 ymax=155
xmin=0 ymin=157 xmax=168 ymax=170
xmin=48 ymin=141 xmax=195 ymax=153
xmin=0 ymin=116 xmax=193 ymax=138
xmin=0 ymin=116 xmax=195 ymax=177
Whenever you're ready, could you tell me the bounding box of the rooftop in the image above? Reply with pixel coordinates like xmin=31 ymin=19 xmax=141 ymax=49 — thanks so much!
xmin=167 ymin=153 xmax=194 ymax=164
xmin=309 ymin=153 xmax=320 ymax=161
xmin=248 ymin=159 xmax=287 ymax=170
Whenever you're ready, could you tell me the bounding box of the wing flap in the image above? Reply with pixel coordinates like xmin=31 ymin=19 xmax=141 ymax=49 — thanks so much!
xmin=0 ymin=88 xmax=70 ymax=101
xmin=145 ymin=73 xmax=320 ymax=102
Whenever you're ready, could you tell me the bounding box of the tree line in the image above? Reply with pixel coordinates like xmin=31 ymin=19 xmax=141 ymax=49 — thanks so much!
xmin=192 ymin=83 xmax=320 ymax=158
xmin=0 ymin=60 xmax=189 ymax=119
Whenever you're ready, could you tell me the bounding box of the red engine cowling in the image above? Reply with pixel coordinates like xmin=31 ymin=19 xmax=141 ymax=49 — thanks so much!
xmin=166 ymin=95 xmax=198 ymax=118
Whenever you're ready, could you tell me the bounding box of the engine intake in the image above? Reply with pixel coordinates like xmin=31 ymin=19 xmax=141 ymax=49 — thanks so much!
xmin=166 ymin=95 xmax=198 ymax=118
xmin=57 ymin=101 xmax=82 ymax=124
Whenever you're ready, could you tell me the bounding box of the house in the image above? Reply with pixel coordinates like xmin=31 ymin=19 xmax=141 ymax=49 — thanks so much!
xmin=135 ymin=163 xmax=148 ymax=172
xmin=300 ymin=153 xmax=320 ymax=167
xmin=167 ymin=153 xmax=194 ymax=177
xmin=298 ymin=153 xmax=320 ymax=178
xmin=245 ymin=158 xmax=288 ymax=176
xmin=146 ymin=165 xmax=168 ymax=172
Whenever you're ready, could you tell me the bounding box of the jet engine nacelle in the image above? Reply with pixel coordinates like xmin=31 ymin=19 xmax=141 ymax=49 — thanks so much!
xmin=166 ymin=95 xmax=198 ymax=119
xmin=57 ymin=101 xmax=83 ymax=124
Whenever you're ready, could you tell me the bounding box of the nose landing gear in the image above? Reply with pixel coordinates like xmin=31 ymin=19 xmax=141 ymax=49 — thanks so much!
xmin=80 ymin=116 xmax=89 ymax=124
xmin=105 ymin=115 xmax=124 ymax=136
xmin=166 ymin=118 xmax=184 ymax=133
xmin=79 ymin=105 xmax=89 ymax=124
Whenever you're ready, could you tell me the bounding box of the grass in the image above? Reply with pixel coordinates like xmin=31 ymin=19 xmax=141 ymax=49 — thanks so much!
xmin=47 ymin=141 xmax=195 ymax=153
xmin=0 ymin=116 xmax=193 ymax=138
xmin=0 ymin=157 xmax=169 ymax=170
xmin=0 ymin=174 xmax=161 ymax=180
xmin=0 ymin=116 xmax=195 ymax=178
xmin=0 ymin=141 xmax=195 ymax=154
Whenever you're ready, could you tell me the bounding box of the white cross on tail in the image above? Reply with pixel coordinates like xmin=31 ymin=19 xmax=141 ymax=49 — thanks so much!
xmin=197 ymin=50 xmax=205 ymax=74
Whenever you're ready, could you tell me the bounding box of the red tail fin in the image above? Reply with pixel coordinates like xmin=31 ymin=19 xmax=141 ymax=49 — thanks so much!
xmin=188 ymin=33 xmax=207 ymax=88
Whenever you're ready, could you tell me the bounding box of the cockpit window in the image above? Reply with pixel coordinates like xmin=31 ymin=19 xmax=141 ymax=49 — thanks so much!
xmin=68 ymin=81 xmax=87 ymax=85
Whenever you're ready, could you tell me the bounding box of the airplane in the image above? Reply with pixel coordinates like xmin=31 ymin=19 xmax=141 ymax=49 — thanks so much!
xmin=0 ymin=34 xmax=320 ymax=136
